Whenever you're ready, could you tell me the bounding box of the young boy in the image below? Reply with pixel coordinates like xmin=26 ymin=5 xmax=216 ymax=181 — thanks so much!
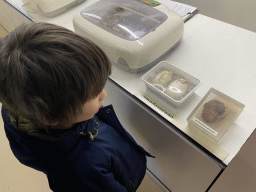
xmin=0 ymin=22 xmax=153 ymax=192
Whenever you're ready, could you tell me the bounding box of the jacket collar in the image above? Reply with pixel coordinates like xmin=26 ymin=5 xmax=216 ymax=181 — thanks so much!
xmin=3 ymin=105 xmax=95 ymax=142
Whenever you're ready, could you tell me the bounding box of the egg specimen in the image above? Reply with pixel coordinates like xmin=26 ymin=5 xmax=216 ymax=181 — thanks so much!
xmin=165 ymin=79 xmax=188 ymax=99
xmin=152 ymin=70 xmax=173 ymax=86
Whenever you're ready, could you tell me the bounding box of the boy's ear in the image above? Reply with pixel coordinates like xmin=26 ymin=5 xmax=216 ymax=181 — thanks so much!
xmin=36 ymin=113 xmax=59 ymax=126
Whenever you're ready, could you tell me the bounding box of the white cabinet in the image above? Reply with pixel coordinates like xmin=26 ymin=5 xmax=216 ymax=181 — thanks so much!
xmin=104 ymin=80 xmax=223 ymax=192
xmin=209 ymin=130 xmax=256 ymax=192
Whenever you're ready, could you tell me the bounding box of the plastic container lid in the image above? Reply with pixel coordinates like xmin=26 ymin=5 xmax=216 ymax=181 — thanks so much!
xmin=187 ymin=88 xmax=245 ymax=143
xmin=80 ymin=0 xmax=167 ymax=41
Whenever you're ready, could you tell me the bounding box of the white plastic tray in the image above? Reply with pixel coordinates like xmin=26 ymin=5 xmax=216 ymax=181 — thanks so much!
xmin=142 ymin=61 xmax=201 ymax=106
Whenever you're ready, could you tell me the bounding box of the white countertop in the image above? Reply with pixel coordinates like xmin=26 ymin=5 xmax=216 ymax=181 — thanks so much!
xmin=5 ymin=0 xmax=256 ymax=165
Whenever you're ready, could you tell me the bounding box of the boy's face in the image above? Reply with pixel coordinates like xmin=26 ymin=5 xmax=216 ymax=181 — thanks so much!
xmin=73 ymin=89 xmax=107 ymax=123
xmin=43 ymin=89 xmax=107 ymax=129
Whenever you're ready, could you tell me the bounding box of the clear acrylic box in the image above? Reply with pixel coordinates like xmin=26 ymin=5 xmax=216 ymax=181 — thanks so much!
xmin=80 ymin=0 xmax=167 ymax=41
xmin=187 ymin=88 xmax=245 ymax=143
xmin=142 ymin=61 xmax=201 ymax=107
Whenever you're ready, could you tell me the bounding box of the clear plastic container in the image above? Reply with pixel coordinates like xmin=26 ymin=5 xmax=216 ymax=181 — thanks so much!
xmin=187 ymin=88 xmax=245 ymax=143
xmin=80 ymin=0 xmax=167 ymax=41
xmin=142 ymin=61 xmax=201 ymax=106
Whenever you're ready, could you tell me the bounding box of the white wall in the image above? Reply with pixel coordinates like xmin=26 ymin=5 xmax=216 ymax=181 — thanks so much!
xmin=175 ymin=0 xmax=256 ymax=33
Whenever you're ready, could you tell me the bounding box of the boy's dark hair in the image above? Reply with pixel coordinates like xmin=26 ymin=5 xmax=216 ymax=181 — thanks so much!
xmin=0 ymin=22 xmax=111 ymax=126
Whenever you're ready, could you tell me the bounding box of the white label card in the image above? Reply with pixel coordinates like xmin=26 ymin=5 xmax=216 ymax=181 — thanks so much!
xmin=192 ymin=117 xmax=218 ymax=136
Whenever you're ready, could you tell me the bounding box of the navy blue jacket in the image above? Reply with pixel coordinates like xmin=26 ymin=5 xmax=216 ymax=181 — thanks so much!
xmin=1 ymin=105 xmax=153 ymax=192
